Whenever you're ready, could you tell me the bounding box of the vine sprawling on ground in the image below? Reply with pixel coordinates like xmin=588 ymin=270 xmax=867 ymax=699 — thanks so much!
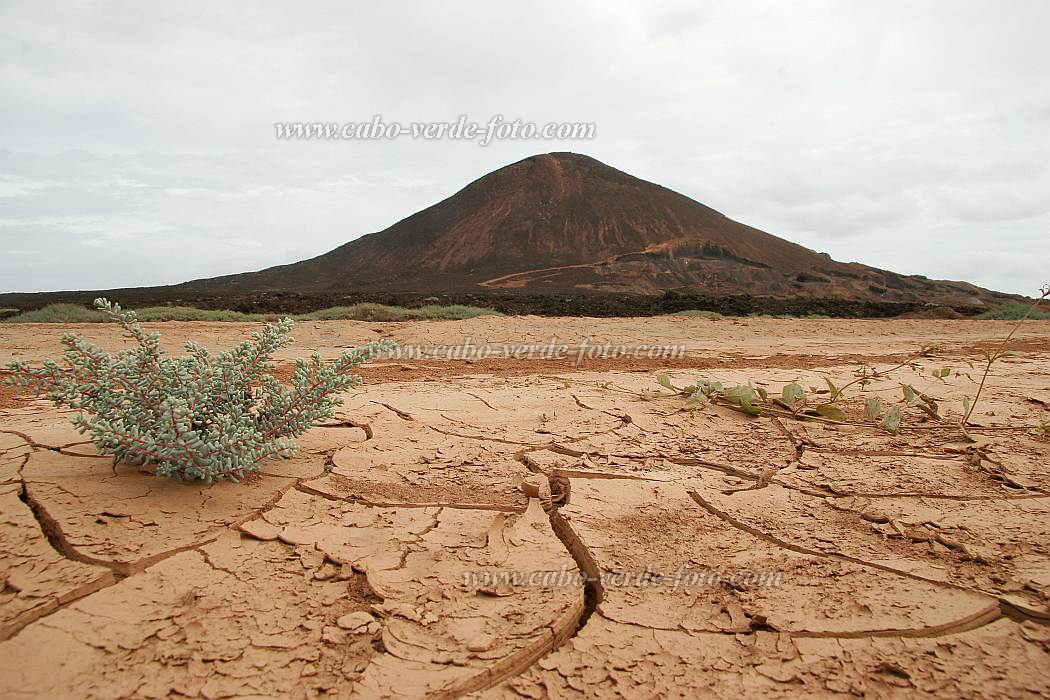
xmin=647 ymin=285 xmax=1050 ymax=439
xmin=5 ymin=298 xmax=394 ymax=483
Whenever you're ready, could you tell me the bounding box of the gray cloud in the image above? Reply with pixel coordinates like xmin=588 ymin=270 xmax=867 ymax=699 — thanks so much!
xmin=1 ymin=0 xmax=1047 ymax=295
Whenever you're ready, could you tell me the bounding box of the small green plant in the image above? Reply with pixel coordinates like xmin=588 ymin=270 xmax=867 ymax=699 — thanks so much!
xmin=819 ymin=344 xmax=939 ymax=404
xmin=655 ymin=374 xmax=845 ymax=421
xmin=5 ymin=299 xmax=394 ymax=483
xmin=651 ymin=286 xmax=1049 ymax=439
xmin=961 ymin=285 xmax=1050 ymax=434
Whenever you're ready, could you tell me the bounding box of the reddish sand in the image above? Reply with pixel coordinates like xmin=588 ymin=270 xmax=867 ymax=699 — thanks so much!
xmin=1 ymin=316 xmax=1048 ymax=698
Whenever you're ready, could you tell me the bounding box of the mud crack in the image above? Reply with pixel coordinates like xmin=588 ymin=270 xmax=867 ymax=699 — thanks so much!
xmin=686 ymin=489 xmax=1049 ymax=626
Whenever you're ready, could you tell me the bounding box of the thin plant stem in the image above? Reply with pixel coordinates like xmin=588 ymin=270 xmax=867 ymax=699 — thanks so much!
xmin=962 ymin=285 xmax=1050 ymax=426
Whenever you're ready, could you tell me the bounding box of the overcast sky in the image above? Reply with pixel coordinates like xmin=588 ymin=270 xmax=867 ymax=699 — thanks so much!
xmin=1 ymin=1 xmax=1047 ymax=295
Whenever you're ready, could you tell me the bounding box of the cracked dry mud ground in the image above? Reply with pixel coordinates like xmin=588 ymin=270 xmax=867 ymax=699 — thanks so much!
xmin=1 ymin=318 xmax=1049 ymax=698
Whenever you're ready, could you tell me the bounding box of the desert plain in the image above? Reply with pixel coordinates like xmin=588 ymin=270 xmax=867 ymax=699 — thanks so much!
xmin=1 ymin=315 xmax=1049 ymax=698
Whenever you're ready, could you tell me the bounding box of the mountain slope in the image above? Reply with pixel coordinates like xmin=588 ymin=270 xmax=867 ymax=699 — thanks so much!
xmin=168 ymin=153 xmax=1010 ymax=307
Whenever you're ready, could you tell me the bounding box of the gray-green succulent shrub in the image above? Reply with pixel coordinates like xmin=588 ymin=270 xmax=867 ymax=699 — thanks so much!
xmin=5 ymin=299 xmax=394 ymax=483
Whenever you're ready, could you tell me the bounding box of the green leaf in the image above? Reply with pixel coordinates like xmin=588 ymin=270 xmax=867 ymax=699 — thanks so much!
xmin=864 ymin=397 xmax=883 ymax=420
xmin=656 ymin=373 xmax=675 ymax=391
xmin=782 ymin=383 xmax=805 ymax=407
xmin=882 ymin=405 xmax=902 ymax=434
xmin=737 ymin=398 xmax=762 ymax=416
xmin=823 ymin=377 xmax=840 ymax=401
xmin=902 ymin=384 xmax=916 ymax=404
xmin=931 ymin=367 xmax=951 ymax=379
xmin=756 ymin=387 xmax=768 ymax=401
xmin=698 ymin=379 xmax=723 ymax=396
xmin=687 ymin=392 xmax=710 ymax=406
xmin=815 ymin=403 xmax=847 ymax=422
xmin=724 ymin=385 xmax=756 ymax=405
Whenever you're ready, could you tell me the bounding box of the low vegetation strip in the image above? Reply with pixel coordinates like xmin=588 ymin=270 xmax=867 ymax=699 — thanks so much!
xmin=7 ymin=299 xmax=1035 ymax=324
xmin=299 ymin=303 xmax=501 ymax=321
xmin=2 ymin=302 xmax=503 ymax=324
xmin=975 ymin=302 xmax=1050 ymax=321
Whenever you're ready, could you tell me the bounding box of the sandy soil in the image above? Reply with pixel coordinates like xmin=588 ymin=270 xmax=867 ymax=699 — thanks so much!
xmin=1 ymin=316 xmax=1048 ymax=698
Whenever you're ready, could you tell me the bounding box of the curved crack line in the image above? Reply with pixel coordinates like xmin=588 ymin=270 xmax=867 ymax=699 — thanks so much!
xmin=3 ymin=469 xmax=316 ymax=641
xmin=428 ymin=425 xmax=548 ymax=447
xmin=785 ymin=601 xmax=1003 ymax=638
xmin=383 ymin=476 xmax=601 ymax=698
xmin=686 ymin=489 xmax=1048 ymax=626
xmin=439 ymin=412 xmax=581 ymax=443
xmin=570 ymin=393 xmax=635 ymax=424
xmin=443 ymin=464 xmax=1032 ymax=691
xmin=22 ymin=482 xmax=222 ymax=577
xmin=518 ymin=479 xmax=1010 ymax=660
xmin=318 ymin=418 xmax=373 ymax=440
xmin=424 ymin=592 xmax=585 ymax=700
xmin=593 ymin=601 xmax=1003 ymax=640
xmin=238 ymin=486 xmax=593 ymax=700
xmin=546 ymin=505 xmax=603 ymax=636
xmin=769 ymin=416 xmax=803 ymax=462
xmin=515 ymin=450 xmax=546 ymax=475
xmin=804 ymin=487 xmax=1048 ymax=501
xmin=55 ymin=449 xmax=109 ymax=459
xmin=295 ymin=482 xmax=526 ymax=512
xmin=411 ymin=472 xmax=602 ymax=699
xmin=516 ymin=446 xmax=666 ymax=485
xmin=424 ymin=412 xmax=631 ymax=450
xmin=546 ymin=444 xmax=1047 ymax=501
xmin=370 ymin=401 xmax=414 ymax=421
xmin=0 ymin=428 xmax=37 ymax=447
xmin=515 ymin=448 xmax=663 ymax=489
xmin=551 ymin=467 xmax=664 ymax=483
xmin=559 ymin=419 xmax=633 ymax=445
xmin=0 ymin=428 xmax=96 ymax=455
xmin=548 ymin=443 xmax=760 ymax=480
xmin=464 ymin=391 xmax=499 ymax=412
xmin=9 ymin=450 xmax=30 ymax=483
xmin=806 ymin=447 xmax=967 ymax=461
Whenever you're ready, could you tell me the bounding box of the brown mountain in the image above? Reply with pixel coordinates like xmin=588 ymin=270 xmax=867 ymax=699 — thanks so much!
xmin=168 ymin=153 xmax=1011 ymax=307
xmin=170 ymin=152 xmax=1007 ymax=308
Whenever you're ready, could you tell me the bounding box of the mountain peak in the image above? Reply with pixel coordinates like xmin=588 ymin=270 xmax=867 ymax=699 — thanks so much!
xmin=176 ymin=153 xmax=1010 ymax=308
